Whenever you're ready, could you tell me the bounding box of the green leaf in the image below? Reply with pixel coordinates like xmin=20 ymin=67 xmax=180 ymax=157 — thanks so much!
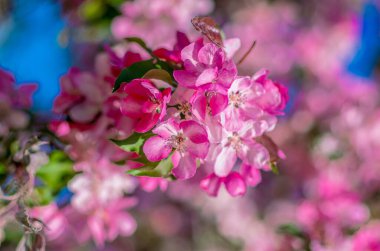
xmin=143 ymin=69 xmax=173 ymax=85
xmin=270 ymin=162 xmax=279 ymax=175
xmin=113 ymin=58 xmax=174 ymax=92
xmin=127 ymin=168 xmax=162 ymax=177
xmin=128 ymin=155 xmax=173 ymax=178
xmin=113 ymin=59 xmax=156 ymax=92
xmin=36 ymin=151 xmax=75 ymax=195
xmin=125 ymin=37 xmax=153 ymax=55
xmin=155 ymin=155 xmax=174 ymax=177
xmin=127 ymin=155 xmax=174 ymax=178
xmin=26 ymin=187 xmax=54 ymax=206
xmin=277 ymin=224 xmax=304 ymax=238
xmin=111 ymin=132 xmax=153 ymax=155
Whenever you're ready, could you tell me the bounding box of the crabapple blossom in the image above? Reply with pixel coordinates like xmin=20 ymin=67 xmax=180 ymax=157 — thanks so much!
xmin=143 ymin=119 xmax=210 ymax=179
xmin=120 ymin=79 xmax=172 ymax=133
xmin=173 ymin=39 xmax=237 ymax=92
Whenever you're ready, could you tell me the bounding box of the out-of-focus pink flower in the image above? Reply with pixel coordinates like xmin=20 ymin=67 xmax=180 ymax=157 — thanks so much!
xmin=139 ymin=176 xmax=168 ymax=192
xmin=87 ymin=198 xmax=137 ymax=247
xmin=68 ymin=171 xmax=137 ymax=247
xmin=200 ymin=172 xmax=248 ymax=197
xmin=173 ymin=39 xmax=237 ymax=92
xmin=353 ymin=221 xmax=380 ymax=251
xmin=104 ymin=47 xmax=142 ymax=78
xmin=297 ymin=171 xmax=369 ymax=243
xmin=224 ymin=1 xmax=298 ymax=75
xmin=54 ymin=68 xmax=107 ymax=123
xmin=29 ymin=203 xmax=67 ymax=240
xmin=143 ymin=119 xmax=209 ymax=179
xmin=120 ymin=79 xmax=171 ymax=133
xmin=111 ymin=0 xmax=214 ymax=48
xmin=0 ymin=68 xmax=37 ymax=135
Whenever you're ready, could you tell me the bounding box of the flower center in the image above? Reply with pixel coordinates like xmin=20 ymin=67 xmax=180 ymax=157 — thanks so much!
xmin=229 ymin=91 xmax=244 ymax=108
xmin=227 ymin=132 xmax=242 ymax=150
xmin=178 ymin=101 xmax=192 ymax=117
xmin=149 ymin=97 xmax=162 ymax=114
xmin=167 ymin=132 xmax=187 ymax=152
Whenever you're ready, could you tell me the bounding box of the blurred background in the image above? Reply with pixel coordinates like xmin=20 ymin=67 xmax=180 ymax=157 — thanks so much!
xmin=1 ymin=0 xmax=380 ymax=250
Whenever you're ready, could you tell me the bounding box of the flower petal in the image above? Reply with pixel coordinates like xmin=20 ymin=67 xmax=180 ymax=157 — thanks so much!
xmin=143 ymin=136 xmax=172 ymax=162
xmin=224 ymin=172 xmax=246 ymax=197
xmin=172 ymin=153 xmax=197 ymax=179
xmin=214 ymin=146 xmax=237 ymax=177
xmin=200 ymin=173 xmax=222 ymax=197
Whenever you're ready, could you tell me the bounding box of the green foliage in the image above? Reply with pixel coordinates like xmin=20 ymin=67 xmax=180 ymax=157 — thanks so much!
xmin=112 ymin=132 xmax=154 ymax=155
xmin=31 ymin=151 xmax=75 ymax=206
xmin=112 ymin=133 xmax=174 ymax=178
xmin=113 ymin=59 xmax=173 ymax=92
xmin=277 ymin=224 xmax=304 ymax=238
xmin=127 ymin=154 xmax=174 ymax=178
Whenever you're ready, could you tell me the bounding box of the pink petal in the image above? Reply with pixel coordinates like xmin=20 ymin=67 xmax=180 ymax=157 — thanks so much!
xmin=172 ymin=153 xmax=197 ymax=179
xmin=153 ymin=119 xmax=180 ymax=138
xmin=180 ymin=120 xmax=209 ymax=144
xmin=143 ymin=136 xmax=172 ymax=162
xmin=198 ymin=43 xmax=219 ymax=65
xmin=195 ymin=68 xmax=217 ymax=86
xmin=224 ymin=38 xmax=241 ymax=59
xmin=191 ymin=93 xmax=207 ymax=121
xmin=171 ymin=151 xmax=181 ymax=167
xmin=253 ymin=68 xmax=269 ymax=84
xmin=69 ymin=103 xmax=99 ymax=123
xmin=120 ymin=96 xmax=144 ymax=118
xmin=173 ymin=70 xmax=198 ymax=88
xmin=135 ymin=112 xmax=160 ymax=133
xmin=117 ymin=212 xmax=137 ymax=237
xmin=224 ymin=172 xmax=246 ymax=197
xmin=200 ymin=173 xmax=222 ymax=197
xmin=246 ymin=144 xmax=269 ymax=169
xmin=209 ymin=92 xmax=228 ymax=116
xmin=214 ymin=146 xmax=237 ymax=177
xmin=242 ymin=163 xmax=262 ymax=187
xmin=124 ymin=80 xmax=154 ymax=99
xmin=230 ymin=77 xmax=251 ymax=92
xmin=88 ymin=216 xmax=105 ymax=247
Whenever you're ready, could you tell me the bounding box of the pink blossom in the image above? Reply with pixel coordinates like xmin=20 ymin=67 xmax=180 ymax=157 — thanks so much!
xmin=223 ymin=70 xmax=288 ymax=131
xmin=54 ymin=68 xmax=107 ymax=124
xmin=87 ymin=198 xmax=137 ymax=247
xmin=167 ymin=86 xmax=195 ymax=120
xmin=173 ymin=39 xmax=237 ymax=91
xmin=353 ymin=221 xmax=380 ymax=251
xmin=143 ymin=119 xmax=209 ymax=179
xmin=200 ymin=172 xmax=248 ymax=197
xmin=111 ymin=0 xmax=214 ymax=48
xmin=120 ymin=79 xmax=171 ymax=133
xmin=153 ymin=31 xmax=191 ymax=65
xmin=29 ymin=203 xmax=67 ymax=240
xmin=206 ymin=120 xmax=270 ymax=177
xmin=0 ymin=68 xmax=37 ymax=135
xmin=104 ymin=46 xmax=142 ymax=79
xmin=139 ymin=177 xmax=168 ymax=192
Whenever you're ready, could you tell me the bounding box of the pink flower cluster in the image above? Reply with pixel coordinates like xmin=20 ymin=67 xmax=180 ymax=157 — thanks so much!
xmin=134 ymin=37 xmax=288 ymax=196
xmin=47 ymin=29 xmax=287 ymax=246
xmin=0 ymin=69 xmax=37 ymax=137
